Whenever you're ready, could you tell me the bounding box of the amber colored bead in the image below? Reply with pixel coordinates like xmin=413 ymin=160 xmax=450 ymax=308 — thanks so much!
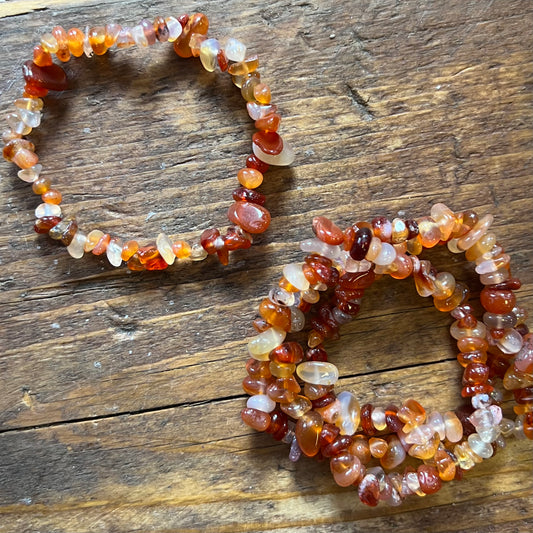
xmin=32 ymin=177 xmax=51 ymax=194
xmin=267 ymin=377 xmax=300 ymax=403
xmin=136 ymin=244 xmax=158 ymax=264
xmin=457 ymin=336 xmax=488 ymax=353
xmin=3 ymin=140 xmax=38 ymax=169
xmin=126 ymin=254 xmax=145 ymax=271
xmin=121 ymin=240 xmax=139 ymax=261
xmin=266 ymin=411 xmax=289 ymax=441
xmin=417 ymin=465 xmax=442 ymax=494
xmin=270 ymin=342 xmax=304 ymax=364
xmin=372 ymin=216 xmax=392 ymax=243
xmin=350 ymin=435 xmax=372 ymax=464
xmin=232 ymin=187 xmax=266 ymax=206
xmin=153 ymin=17 xmax=169 ymax=42
xmin=358 ymin=474 xmax=380 ymax=507
xmin=246 ymin=358 xmax=272 ymax=379
xmin=242 ymin=376 xmax=271 ymax=395
xmin=339 ymin=270 xmax=376 ymax=290
xmin=89 ymin=26 xmax=108 ymax=55
xmin=224 ymin=227 xmax=252 ymax=251
xmin=200 ymin=228 xmax=221 ymax=255
xmin=461 ymin=383 xmax=494 ymax=398
xmin=67 ymin=28 xmax=85 ymax=57
xmin=34 ymin=216 xmax=61 ymax=233
xmin=369 ymin=437 xmax=388 ymax=458
xmin=24 ymin=83 xmax=49 ymax=98
xmin=237 ymin=167 xmax=263 ymax=189
xmin=490 ymin=277 xmax=521 ymax=291
xmin=388 ymin=253 xmax=413 ymax=279
xmin=241 ymin=407 xmax=271 ymax=431
xmin=398 ymin=399 xmax=426 ymax=432
xmin=480 ymin=287 xmax=516 ymax=314
xmin=319 ymin=423 xmax=340 ymax=447
xmin=173 ymin=13 xmax=209 ymax=58
xmin=434 ymin=448 xmax=456 ymax=481
xmin=259 ymin=298 xmax=291 ymax=331
xmin=33 ymin=45 xmax=53 ymax=67
xmin=306 ymin=346 xmax=328 ymax=362
xmin=217 ymin=49 xmax=228 ymax=71
xmin=385 ymin=405 xmax=403 ymax=432
xmin=312 ymin=392 xmax=336 ymax=409
xmin=514 ymin=387 xmax=533 ymax=404
xmin=52 ymin=26 xmax=70 ymax=62
xmin=227 ymin=201 xmax=271 ymax=234
xmin=462 ymin=363 xmax=489 ymax=385
xmin=172 ymin=240 xmax=192 ymax=259
xmin=22 ymin=61 xmax=68 ymax=91
xmin=140 ymin=19 xmax=157 ymax=45
xmin=252 ymin=131 xmax=283 ymax=156
xmin=323 ymin=435 xmax=353 ymax=458
xmin=312 ymin=216 xmax=344 ymax=245
xmin=253 ymin=83 xmax=271 ymax=104
xmin=228 ymin=55 xmax=259 ymax=76
xmin=50 ymin=218 xmax=77 ymax=245
xmin=361 ymin=404 xmax=377 ymax=436
xmin=42 ymin=189 xmax=62 ymax=204
xmin=434 ymin=282 xmax=469 ymax=312
xmin=91 ymin=233 xmax=111 ymax=255
xmin=304 ymin=383 xmax=333 ymax=401
xmin=343 ymin=226 xmax=356 ymax=251
xmin=295 ymin=411 xmax=323 ymax=457
xmin=255 ymin=113 xmax=281 ymax=132
xmin=303 ymin=255 xmax=339 ymax=287
xmin=246 ymin=153 xmax=269 ymax=173
xmin=457 ymin=350 xmax=487 ymax=367
xmin=145 ymin=255 xmax=169 ymax=270
xmin=350 ymin=227 xmax=373 ymax=260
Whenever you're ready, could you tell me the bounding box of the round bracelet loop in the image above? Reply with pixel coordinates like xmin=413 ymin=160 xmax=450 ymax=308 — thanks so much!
xmin=3 ymin=13 xmax=295 ymax=270
xmin=241 ymin=203 xmax=532 ymax=507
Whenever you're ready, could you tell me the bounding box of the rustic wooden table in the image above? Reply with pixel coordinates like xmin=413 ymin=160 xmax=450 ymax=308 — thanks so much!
xmin=1 ymin=1 xmax=532 ymax=532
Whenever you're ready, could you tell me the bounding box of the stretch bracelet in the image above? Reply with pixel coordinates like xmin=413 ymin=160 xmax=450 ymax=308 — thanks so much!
xmin=241 ymin=203 xmax=532 ymax=507
xmin=2 ymin=14 xmax=294 ymax=270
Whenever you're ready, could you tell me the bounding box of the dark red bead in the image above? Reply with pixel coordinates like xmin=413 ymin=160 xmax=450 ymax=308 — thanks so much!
xmin=311 ymin=392 xmax=336 ymax=409
xmin=34 ymin=216 xmax=61 ymax=233
xmin=232 ymin=186 xmax=266 ymax=206
xmin=22 ymin=60 xmax=68 ymax=91
xmin=349 ymin=227 xmax=372 ymax=260
xmin=322 ymin=435 xmax=353 ymax=458
xmin=246 ymin=154 xmax=269 ymax=173
xmin=306 ymin=346 xmax=328 ymax=362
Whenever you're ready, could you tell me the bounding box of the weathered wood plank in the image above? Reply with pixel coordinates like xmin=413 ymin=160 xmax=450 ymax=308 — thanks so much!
xmin=1 ymin=0 xmax=532 ymax=531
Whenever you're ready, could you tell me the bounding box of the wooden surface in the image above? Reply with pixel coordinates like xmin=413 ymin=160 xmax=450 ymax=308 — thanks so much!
xmin=0 ymin=0 xmax=532 ymax=532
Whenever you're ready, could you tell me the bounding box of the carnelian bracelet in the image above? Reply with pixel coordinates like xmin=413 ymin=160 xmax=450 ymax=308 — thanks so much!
xmin=241 ymin=203 xmax=532 ymax=507
xmin=2 ymin=14 xmax=294 ymax=270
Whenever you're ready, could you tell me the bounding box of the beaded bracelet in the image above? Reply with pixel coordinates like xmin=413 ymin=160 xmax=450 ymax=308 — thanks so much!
xmin=2 ymin=14 xmax=295 ymax=270
xmin=241 ymin=203 xmax=532 ymax=507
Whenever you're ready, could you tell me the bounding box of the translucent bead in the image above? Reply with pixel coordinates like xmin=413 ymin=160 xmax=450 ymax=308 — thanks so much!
xmin=454 ymin=441 xmax=482 ymax=470
xmin=227 ymin=201 xmax=271 ymax=234
xmin=224 ymin=37 xmax=246 ymax=62
xmin=104 ymin=23 xmax=121 ymax=47
xmin=497 ymin=328 xmax=523 ymax=355
xmin=457 ymin=214 xmax=494 ymax=250
xmin=88 ymin=26 xmax=107 ymax=55
xmin=417 ymin=216 xmax=442 ymax=248
xmin=296 ymin=361 xmax=339 ymax=385
xmin=228 ymin=54 xmax=259 ymax=76
xmin=246 ymin=394 xmax=276 ymax=413
xmin=131 ymin=25 xmax=148 ymax=47
xmin=483 ymin=312 xmax=517 ymax=329
xmin=280 ymin=395 xmax=312 ymax=418
xmin=371 ymin=407 xmax=387 ymax=431
xmin=295 ymin=411 xmax=323 ymax=457
xmin=156 ymin=232 xmax=176 ymax=265
xmin=172 ymin=240 xmax=192 ymax=259
xmin=365 ymin=236 xmax=382 ymax=261
xmin=237 ymin=167 xmax=263 ymax=189
xmin=67 ymin=28 xmax=85 ymax=57
xmin=254 ymin=83 xmax=271 ymax=104
xmin=165 ymin=17 xmax=183 ymax=41
xmin=84 ymin=230 xmax=104 ymax=252
xmin=241 ymin=407 xmax=271 ymax=431
xmin=283 ymin=263 xmax=310 ymax=291
xmin=253 ymin=139 xmax=295 ymax=166
xmin=480 ymin=267 xmax=510 ymax=285
xmin=467 ymin=433 xmax=493 ymax=458
xmin=404 ymin=424 xmax=435 ymax=445
xmin=465 ymin=232 xmax=497 ymax=261
xmin=300 ymin=238 xmax=341 ymax=261
xmin=106 ymin=238 xmax=123 ymax=267
xmin=199 ymin=38 xmax=220 ymax=71
xmin=398 ymin=399 xmax=426 ymax=433
xmin=434 ymin=448 xmax=456 ymax=481
xmin=430 ymin=203 xmax=456 ymax=241
xmin=330 ymin=452 xmax=363 ymax=487
xmin=66 ymin=230 xmax=86 ymax=259
xmin=503 ymin=366 xmax=533 ymax=390
xmin=450 ymin=320 xmax=487 ymax=340
xmin=290 ymin=306 xmax=305 ymax=332
xmin=189 ymin=242 xmax=208 ymax=261
xmin=17 ymin=164 xmax=42 ymax=183
xmin=369 ymin=437 xmax=388 ymax=458
xmin=247 ymin=327 xmax=286 ymax=360
xmin=443 ymin=411 xmax=463 ymax=442
xmin=268 ymin=287 xmax=295 ymax=307
xmin=380 ymin=435 xmax=406 ymax=469
xmin=17 ymin=109 xmax=41 ymax=128
xmin=373 ymin=242 xmax=397 ymax=266
xmin=427 ymin=411 xmax=446 ymax=440
xmin=335 ymin=391 xmax=361 ymax=435
xmin=514 ymin=334 xmax=533 ymax=373
xmin=6 ymin=112 xmax=31 ymax=135
xmin=35 ymin=202 xmax=61 ymax=218
xmin=83 ymin=27 xmax=93 ymax=57
xmin=475 ymin=253 xmax=510 ymax=274
xmin=116 ymin=27 xmax=135 ymax=48
xmin=408 ymin=433 xmax=440 ymax=460
xmin=247 ymin=102 xmax=278 ymax=120
xmin=433 ymin=272 xmax=456 ymax=299
xmin=417 ymin=464 xmax=442 ymax=495
xmin=315 ymin=399 xmax=341 ymax=424
xmin=40 ymin=33 xmax=59 ymax=53
xmin=121 ymin=240 xmax=139 ymax=261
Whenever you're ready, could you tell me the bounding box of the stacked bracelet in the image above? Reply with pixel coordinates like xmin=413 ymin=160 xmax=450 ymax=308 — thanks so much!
xmin=241 ymin=203 xmax=532 ymax=507
xmin=3 ymin=14 xmax=294 ymax=270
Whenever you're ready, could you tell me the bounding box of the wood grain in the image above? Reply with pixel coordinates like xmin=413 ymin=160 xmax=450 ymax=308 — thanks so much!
xmin=0 ymin=0 xmax=532 ymax=531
